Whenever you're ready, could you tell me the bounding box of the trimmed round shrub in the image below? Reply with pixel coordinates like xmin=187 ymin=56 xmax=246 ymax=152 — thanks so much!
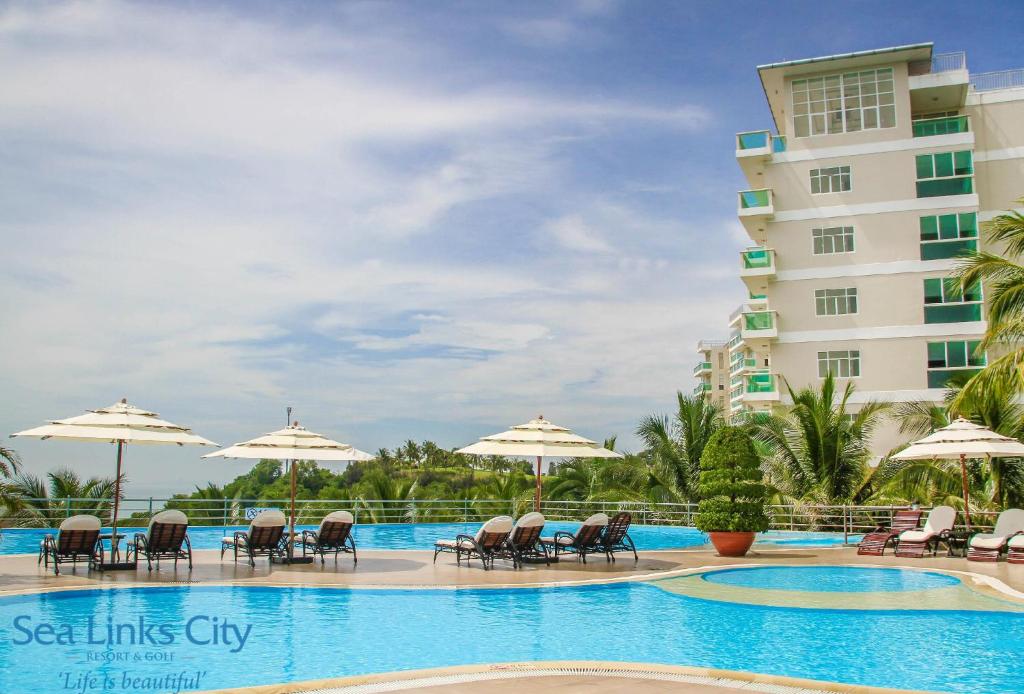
xmin=694 ymin=426 xmax=770 ymax=533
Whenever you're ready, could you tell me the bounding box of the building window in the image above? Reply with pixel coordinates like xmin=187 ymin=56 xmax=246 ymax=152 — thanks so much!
xmin=927 ymin=340 xmax=985 ymax=388
xmin=920 ymin=212 xmax=978 ymax=260
xmin=817 ymin=350 xmax=861 ymax=378
xmin=815 ymin=288 xmax=858 ymax=316
xmin=916 ymin=151 xmax=974 ymax=197
xmin=813 ymin=226 xmax=855 ymax=255
xmin=792 ymin=68 xmax=895 ymax=138
xmin=923 ymin=278 xmax=983 ymax=323
xmin=810 ymin=166 xmax=852 ymax=194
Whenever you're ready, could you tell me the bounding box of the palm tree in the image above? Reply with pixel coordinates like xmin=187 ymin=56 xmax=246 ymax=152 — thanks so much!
xmin=753 ymin=373 xmax=888 ymax=504
xmin=356 ymin=471 xmax=417 ymax=523
xmin=635 ymin=393 xmax=723 ymax=500
xmin=6 ymin=467 xmax=120 ymax=527
xmin=0 ymin=446 xmax=21 ymax=510
xmin=954 ymin=199 xmax=1024 ymax=406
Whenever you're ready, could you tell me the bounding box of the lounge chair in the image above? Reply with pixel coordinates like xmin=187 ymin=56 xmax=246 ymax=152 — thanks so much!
xmin=540 ymin=513 xmax=608 ymax=563
xmin=600 ymin=511 xmax=638 ymax=562
xmin=433 ymin=516 xmax=513 ymax=570
xmin=298 ymin=510 xmax=357 ymax=564
xmin=221 ymin=509 xmax=287 ymax=567
xmin=856 ymin=508 xmax=923 ymax=556
xmin=1006 ymin=533 xmax=1024 ymax=564
xmin=38 ymin=514 xmax=103 ymax=575
xmin=967 ymin=508 xmax=1024 ymax=562
xmin=499 ymin=512 xmax=549 ymax=568
xmin=128 ymin=510 xmax=192 ymax=571
xmin=894 ymin=506 xmax=956 ymax=558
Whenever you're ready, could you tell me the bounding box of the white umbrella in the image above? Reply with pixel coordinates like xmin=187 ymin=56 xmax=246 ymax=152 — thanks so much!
xmin=203 ymin=422 xmax=373 ymax=562
xmin=893 ymin=417 xmax=1024 ymax=529
xmin=457 ymin=415 xmax=622 ymax=512
xmin=11 ymin=398 xmax=217 ymax=565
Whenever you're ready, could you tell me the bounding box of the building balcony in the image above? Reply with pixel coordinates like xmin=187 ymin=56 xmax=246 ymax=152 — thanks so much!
xmin=737 ymin=189 xmax=774 ymax=218
xmin=735 ymin=131 xmax=786 ymax=160
xmin=917 ymin=176 xmax=974 ymax=198
xmin=742 ymin=371 xmax=780 ymax=403
xmin=912 ymin=115 xmax=969 ymax=138
xmin=693 ymin=361 xmax=712 ymax=376
xmin=693 ymin=382 xmax=712 ymax=396
xmin=924 ymin=302 xmax=983 ymax=324
xmin=740 ymin=247 xmax=776 ymax=280
xmin=740 ymin=310 xmax=777 ymax=340
xmin=729 ymin=356 xmax=759 ymax=375
xmin=909 ymin=51 xmax=969 ymax=111
xmin=697 ymin=339 xmax=727 ymax=352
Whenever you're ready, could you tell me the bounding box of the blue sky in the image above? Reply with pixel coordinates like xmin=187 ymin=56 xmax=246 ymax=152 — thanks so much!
xmin=3 ymin=0 xmax=1023 ymax=496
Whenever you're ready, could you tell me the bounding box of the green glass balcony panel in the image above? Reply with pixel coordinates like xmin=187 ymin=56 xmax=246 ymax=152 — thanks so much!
xmin=737 ymin=131 xmax=769 ymax=149
xmin=742 ymin=248 xmax=773 ymax=269
xmin=772 ymin=136 xmax=787 ymax=153
xmin=693 ymin=361 xmax=712 ymax=375
xmin=913 ymin=116 xmax=969 ymax=137
xmin=916 ymin=177 xmax=974 ymax=198
xmin=928 ymin=368 xmax=982 ymax=389
xmin=743 ymin=311 xmax=774 ymax=331
xmin=749 ymin=292 xmax=766 ymax=300
xmin=920 ymin=239 xmax=977 ymax=260
xmin=739 ymin=189 xmax=771 ymax=209
xmin=746 ymin=373 xmax=776 ymax=393
xmin=924 ymin=303 xmax=982 ymax=323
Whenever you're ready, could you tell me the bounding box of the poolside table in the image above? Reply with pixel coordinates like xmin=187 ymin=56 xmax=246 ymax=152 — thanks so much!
xmin=943 ymin=529 xmax=969 ymax=558
xmin=94 ymin=532 xmax=136 ymax=570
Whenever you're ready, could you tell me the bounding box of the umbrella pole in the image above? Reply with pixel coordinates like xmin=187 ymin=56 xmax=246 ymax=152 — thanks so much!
xmin=289 ymin=459 xmax=297 ymax=559
xmin=959 ymin=453 xmax=972 ymax=531
xmin=534 ymin=456 xmax=542 ymax=513
xmin=111 ymin=440 xmax=123 ymax=562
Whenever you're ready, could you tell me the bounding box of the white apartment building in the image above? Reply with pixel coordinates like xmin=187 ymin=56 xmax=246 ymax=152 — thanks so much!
xmin=699 ymin=43 xmax=1024 ymax=454
xmin=694 ymin=339 xmax=730 ymax=410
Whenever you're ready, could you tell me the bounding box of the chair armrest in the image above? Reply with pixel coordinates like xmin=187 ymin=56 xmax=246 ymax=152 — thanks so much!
xmin=301 ymin=530 xmax=318 ymax=542
xmin=233 ymin=530 xmax=247 ymax=540
xmin=455 ymin=534 xmax=476 ymax=544
xmin=552 ymin=531 xmax=575 ymax=543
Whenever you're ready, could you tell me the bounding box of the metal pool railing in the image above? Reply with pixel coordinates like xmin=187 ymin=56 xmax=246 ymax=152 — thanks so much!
xmin=1 ymin=498 xmax=1005 ymax=543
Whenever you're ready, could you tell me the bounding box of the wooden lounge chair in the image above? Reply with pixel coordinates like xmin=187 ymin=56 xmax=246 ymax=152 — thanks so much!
xmin=1007 ymin=533 xmax=1024 ymax=564
xmin=39 ymin=514 xmax=103 ymax=575
xmin=299 ymin=510 xmax=357 ymax=564
xmin=499 ymin=512 xmax=549 ymax=568
xmin=540 ymin=512 xmax=609 ymax=563
xmin=221 ymin=509 xmax=287 ymax=567
xmin=894 ymin=506 xmax=956 ymax=558
xmin=967 ymin=508 xmax=1024 ymax=562
xmin=600 ymin=511 xmax=638 ymax=562
xmin=433 ymin=516 xmax=513 ymax=570
xmin=856 ymin=508 xmax=923 ymax=556
xmin=128 ymin=510 xmax=192 ymax=571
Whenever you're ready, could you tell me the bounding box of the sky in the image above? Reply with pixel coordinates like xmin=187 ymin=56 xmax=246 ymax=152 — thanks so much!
xmin=3 ymin=0 xmax=1023 ymax=497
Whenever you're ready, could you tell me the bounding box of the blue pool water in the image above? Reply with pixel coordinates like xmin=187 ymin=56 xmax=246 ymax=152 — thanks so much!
xmin=0 ymin=582 xmax=1020 ymax=693
xmin=702 ymin=566 xmax=962 ymax=592
xmin=0 ymin=523 xmax=856 ymax=555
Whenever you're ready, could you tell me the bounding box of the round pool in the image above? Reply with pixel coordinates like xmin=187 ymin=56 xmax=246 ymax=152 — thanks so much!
xmin=701 ymin=566 xmax=961 ymax=592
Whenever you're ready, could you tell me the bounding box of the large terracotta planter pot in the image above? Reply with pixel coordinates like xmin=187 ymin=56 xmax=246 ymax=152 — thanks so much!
xmin=708 ymin=531 xmax=756 ymax=557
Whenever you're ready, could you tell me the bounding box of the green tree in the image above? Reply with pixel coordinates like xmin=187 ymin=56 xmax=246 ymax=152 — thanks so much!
xmin=694 ymin=427 xmax=770 ymax=533
xmin=954 ymin=199 xmax=1024 ymax=406
xmin=6 ymin=467 xmax=120 ymax=527
xmin=753 ymin=373 xmax=888 ymax=503
xmin=636 ymin=393 xmax=724 ymax=500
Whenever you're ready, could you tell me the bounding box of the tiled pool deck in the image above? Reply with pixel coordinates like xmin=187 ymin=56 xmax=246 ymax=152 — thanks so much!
xmin=3 ymin=545 xmax=1023 ymax=693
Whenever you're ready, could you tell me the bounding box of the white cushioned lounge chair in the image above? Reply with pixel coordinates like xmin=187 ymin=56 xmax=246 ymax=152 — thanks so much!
xmin=540 ymin=512 xmax=608 ymax=563
xmin=298 ymin=510 xmax=357 ymax=564
xmin=39 ymin=514 xmax=103 ymax=575
xmin=967 ymin=508 xmax=1024 ymax=562
xmin=433 ymin=515 xmax=514 ymax=570
xmin=894 ymin=506 xmax=956 ymax=558
xmin=129 ymin=509 xmax=192 ymax=571
xmin=221 ymin=509 xmax=287 ymax=567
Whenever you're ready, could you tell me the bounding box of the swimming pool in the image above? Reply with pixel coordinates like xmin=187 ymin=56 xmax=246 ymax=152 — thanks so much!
xmin=1 ymin=580 xmax=1020 ymax=693
xmin=0 ymin=523 xmax=856 ymax=555
xmin=701 ymin=566 xmax=962 ymax=592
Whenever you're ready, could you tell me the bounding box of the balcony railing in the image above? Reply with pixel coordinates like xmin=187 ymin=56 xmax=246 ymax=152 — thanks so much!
xmin=971 ymin=69 xmax=1024 ymax=93
xmin=741 ymin=247 xmax=774 ymax=270
xmin=924 ymin=302 xmax=983 ymax=324
xmin=743 ymin=311 xmax=774 ymax=331
xmin=730 ymin=356 xmax=758 ymax=374
xmin=917 ymin=176 xmax=973 ymax=198
xmin=738 ymin=189 xmax=772 ymax=210
xmin=736 ymin=130 xmax=770 ymax=150
xmin=745 ymin=372 xmax=776 ymax=394
xmin=693 ymin=361 xmax=712 ymax=375
xmin=912 ymin=115 xmax=969 ymax=137
xmin=931 ymin=51 xmax=967 ymax=74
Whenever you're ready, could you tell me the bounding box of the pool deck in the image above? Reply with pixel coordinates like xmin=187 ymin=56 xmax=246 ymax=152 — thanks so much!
xmin=3 ymin=545 xmax=1023 ymax=694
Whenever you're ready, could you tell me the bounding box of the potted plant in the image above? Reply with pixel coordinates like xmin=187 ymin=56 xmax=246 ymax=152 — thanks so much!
xmin=693 ymin=426 xmax=770 ymax=557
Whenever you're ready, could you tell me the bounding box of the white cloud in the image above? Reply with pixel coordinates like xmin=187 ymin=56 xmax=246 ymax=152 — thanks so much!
xmin=544 ymin=214 xmax=614 ymax=253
